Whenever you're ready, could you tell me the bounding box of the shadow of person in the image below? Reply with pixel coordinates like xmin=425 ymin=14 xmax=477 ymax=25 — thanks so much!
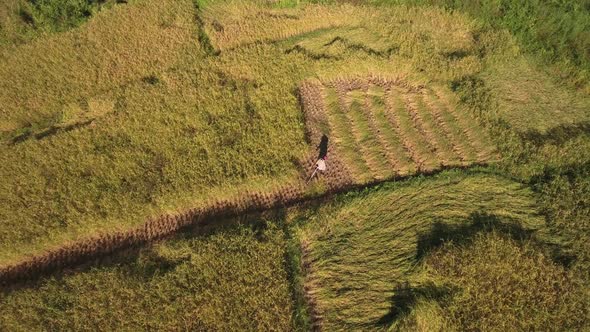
xmin=318 ymin=134 xmax=328 ymax=160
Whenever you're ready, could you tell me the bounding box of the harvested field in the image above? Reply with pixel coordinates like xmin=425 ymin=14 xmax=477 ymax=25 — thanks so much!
xmin=300 ymin=76 xmax=498 ymax=184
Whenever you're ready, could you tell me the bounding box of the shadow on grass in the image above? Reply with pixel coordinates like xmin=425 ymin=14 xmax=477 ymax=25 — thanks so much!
xmin=520 ymin=121 xmax=590 ymax=147
xmin=375 ymin=281 xmax=455 ymax=328
xmin=415 ymin=211 xmax=535 ymax=261
xmin=124 ymin=210 xmax=288 ymax=283
xmin=2 ymin=209 xmax=283 ymax=293
xmin=374 ymin=212 xmax=537 ymax=328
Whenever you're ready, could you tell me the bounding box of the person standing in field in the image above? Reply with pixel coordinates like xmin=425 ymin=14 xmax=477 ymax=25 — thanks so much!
xmin=307 ymin=134 xmax=329 ymax=183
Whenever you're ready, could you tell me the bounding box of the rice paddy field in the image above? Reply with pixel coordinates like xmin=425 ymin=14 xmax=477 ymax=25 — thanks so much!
xmin=295 ymin=171 xmax=587 ymax=331
xmin=0 ymin=220 xmax=298 ymax=331
xmin=1 ymin=0 xmax=589 ymax=330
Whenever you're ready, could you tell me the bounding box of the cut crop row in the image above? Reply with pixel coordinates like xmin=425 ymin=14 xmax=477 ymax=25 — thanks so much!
xmin=412 ymin=92 xmax=463 ymax=166
xmin=299 ymin=80 xmax=330 ymax=143
xmin=361 ymin=85 xmax=409 ymax=174
xmin=299 ymin=81 xmax=355 ymax=189
xmin=331 ymin=82 xmax=392 ymax=181
xmin=432 ymin=87 xmax=498 ymax=163
xmin=347 ymin=90 xmax=394 ymax=180
xmin=421 ymin=90 xmax=480 ymax=164
xmin=367 ymin=85 xmax=416 ymax=174
xmin=383 ymin=87 xmax=439 ymax=171
xmin=398 ymin=89 xmax=448 ymax=166
xmin=322 ymin=86 xmax=373 ymax=183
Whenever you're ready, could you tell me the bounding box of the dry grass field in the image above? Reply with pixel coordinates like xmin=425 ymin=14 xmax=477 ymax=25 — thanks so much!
xmin=0 ymin=0 xmax=589 ymax=330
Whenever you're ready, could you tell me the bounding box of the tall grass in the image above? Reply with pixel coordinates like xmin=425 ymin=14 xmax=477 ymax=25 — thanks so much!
xmin=448 ymin=30 xmax=590 ymax=288
xmin=395 ymin=232 xmax=588 ymax=331
xmin=0 ymin=221 xmax=296 ymax=331
xmin=22 ymin=0 xmax=119 ymax=33
xmin=0 ymin=0 xmax=120 ymax=47
xmin=371 ymin=0 xmax=590 ymax=90
xmin=532 ymin=161 xmax=590 ymax=280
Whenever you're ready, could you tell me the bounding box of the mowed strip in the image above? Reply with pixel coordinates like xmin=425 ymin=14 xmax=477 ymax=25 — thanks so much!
xmin=432 ymin=87 xmax=498 ymax=162
xmin=303 ymin=78 xmax=498 ymax=183
xmin=385 ymin=87 xmax=439 ymax=171
xmin=422 ymin=90 xmax=480 ymax=164
xmin=363 ymin=85 xmax=415 ymax=175
xmin=345 ymin=90 xmax=393 ymax=180
xmin=398 ymin=88 xmax=449 ymax=167
xmin=328 ymin=80 xmax=384 ymax=182
xmin=368 ymin=88 xmax=416 ymax=175
xmin=323 ymin=88 xmax=372 ymax=183
xmin=413 ymin=92 xmax=463 ymax=166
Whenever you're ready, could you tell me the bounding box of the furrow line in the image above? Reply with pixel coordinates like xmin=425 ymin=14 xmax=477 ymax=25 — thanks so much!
xmin=432 ymin=87 xmax=498 ymax=162
xmin=382 ymin=86 xmax=428 ymax=171
xmin=398 ymin=88 xmax=447 ymax=166
xmin=421 ymin=91 xmax=470 ymax=164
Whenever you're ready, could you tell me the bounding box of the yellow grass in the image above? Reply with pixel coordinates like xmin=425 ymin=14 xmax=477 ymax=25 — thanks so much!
xmin=0 ymin=0 xmax=200 ymax=130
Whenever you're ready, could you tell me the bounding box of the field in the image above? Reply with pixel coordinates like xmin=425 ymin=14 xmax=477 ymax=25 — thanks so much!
xmin=295 ymin=171 xmax=587 ymax=331
xmin=0 ymin=0 xmax=499 ymax=269
xmin=0 ymin=220 xmax=299 ymax=331
xmin=1 ymin=0 xmax=589 ymax=330
xmin=301 ymin=77 xmax=496 ymax=183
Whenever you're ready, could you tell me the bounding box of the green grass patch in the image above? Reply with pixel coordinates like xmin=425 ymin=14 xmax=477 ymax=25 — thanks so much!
xmin=370 ymin=0 xmax=590 ymax=90
xmin=23 ymin=0 xmax=119 ymax=33
xmin=0 ymin=0 xmax=122 ymax=47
